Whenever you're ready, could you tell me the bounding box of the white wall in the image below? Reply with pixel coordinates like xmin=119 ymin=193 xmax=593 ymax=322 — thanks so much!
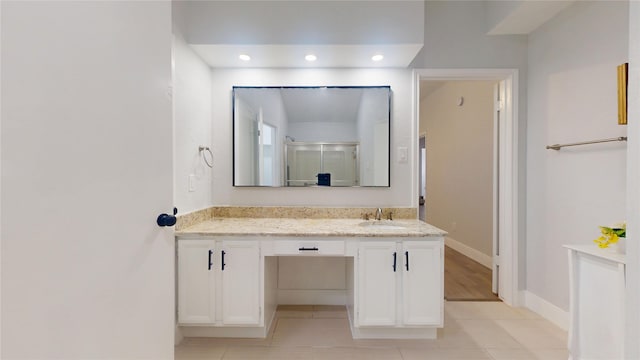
xmin=411 ymin=0 xmax=529 ymax=289
xmin=421 ymin=81 xmax=495 ymax=258
xmin=485 ymin=1 xmax=523 ymax=32
xmin=626 ymin=2 xmax=640 ymax=357
xmin=289 ymin=122 xmax=357 ymax=143
xmin=485 ymin=1 xmax=575 ymax=35
xmin=412 ymin=1 xmax=528 ymax=69
xmin=174 ymin=34 xmax=213 ymax=214
xmin=2 ymin=2 xmax=174 ymax=358
xmin=527 ymin=1 xmax=628 ymax=311
xmin=182 ymin=1 xmax=423 ymax=45
xmin=211 ymin=68 xmax=413 ymax=206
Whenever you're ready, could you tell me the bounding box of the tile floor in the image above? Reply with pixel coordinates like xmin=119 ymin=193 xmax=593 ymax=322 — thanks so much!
xmin=175 ymin=302 xmax=568 ymax=359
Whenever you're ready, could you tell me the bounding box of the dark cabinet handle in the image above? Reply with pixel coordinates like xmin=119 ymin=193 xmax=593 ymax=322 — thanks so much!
xmin=221 ymin=250 xmax=226 ymax=271
xmin=208 ymin=250 xmax=213 ymax=271
xmin=405 ymin=251 xmax=409 ymax=271
xmin=298 ymin=247 xmax=319 ymax=251
xmin=393 ymin=252 xmax=397 ymax=272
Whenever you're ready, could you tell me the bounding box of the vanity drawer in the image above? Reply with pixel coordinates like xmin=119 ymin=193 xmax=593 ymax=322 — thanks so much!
xmin=272 ymin=240 xmax=345 ymax=256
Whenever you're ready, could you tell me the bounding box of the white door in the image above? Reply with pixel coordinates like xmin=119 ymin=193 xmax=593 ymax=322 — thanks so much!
xmin=493 ymin=81 xmax=505 ymax=296
xmin=259 ymin=122 xmax=277 ymax=186
xmin=221 ymin=240 xmax=261 ymax=325
xmin=401 ymin=241 xmax=443 ymax=326
xmin=1 ymin=2 xmax=174 ymax=358
xmin=357 ymin=241 xmax=398 ymax=326
xmin=419 ymin=135 xmax=427 ymax=221
xmin=178 ymin=240 xmax=216 ymax=324
xmin=234 ymin=97 xmax=258 ymax=185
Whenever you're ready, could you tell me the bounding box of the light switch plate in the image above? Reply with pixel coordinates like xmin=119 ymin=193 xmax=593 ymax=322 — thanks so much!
xmin=398 ymin=146 xmax=408 ymax=163
xmin=188 ymin=174 xmax=195 ymax=192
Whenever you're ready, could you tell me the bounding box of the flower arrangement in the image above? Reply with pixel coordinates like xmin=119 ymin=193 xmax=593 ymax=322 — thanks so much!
xmin=594 ymin=221 xmax=626 ymax=248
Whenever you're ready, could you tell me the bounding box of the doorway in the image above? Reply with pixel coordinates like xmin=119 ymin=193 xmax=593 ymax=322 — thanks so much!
xmin=414 ymin=69 xmax=519 ymax=306
xmin=420 ymin=79 xmax=497 ymax=301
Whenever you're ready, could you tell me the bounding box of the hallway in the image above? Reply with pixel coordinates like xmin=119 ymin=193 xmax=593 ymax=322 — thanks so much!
xmin=445 ymin=246 xmax=499 ymax=301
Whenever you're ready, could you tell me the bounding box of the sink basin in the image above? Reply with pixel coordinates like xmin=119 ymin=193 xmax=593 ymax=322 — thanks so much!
xmin=359 ymin=220 xmax=407 ymax=230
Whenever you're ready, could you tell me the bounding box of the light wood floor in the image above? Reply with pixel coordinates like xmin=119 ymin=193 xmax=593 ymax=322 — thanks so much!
xmin=444 ymin=246 xmax=500 ymax=301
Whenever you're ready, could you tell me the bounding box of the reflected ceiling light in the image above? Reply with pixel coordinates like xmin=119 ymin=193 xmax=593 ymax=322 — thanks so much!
xmin=371 ymin=54 xmax=384 ymax=62
xmin=239 ymin=54 xmax=251 ymax=61
xmin=305 ymin=54 xmax=317 ymax=62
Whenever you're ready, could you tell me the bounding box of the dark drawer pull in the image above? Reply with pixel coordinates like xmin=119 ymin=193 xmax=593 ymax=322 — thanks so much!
xmin=405 ymin=251 xmax=409 ymax=271
xmin=221 ymin=250 xmax=226 ymax=271
xmin=208 ymin=250 xmax=213 ymax=271
xmin=393 ymin=252 xmax=397 ymax=272
xmin=298 ymin=247 xmax=319 ymax=251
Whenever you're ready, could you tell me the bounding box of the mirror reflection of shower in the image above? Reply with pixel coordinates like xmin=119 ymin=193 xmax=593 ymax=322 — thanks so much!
xmin=285 ymin=142 xmax=359 ymax=187
xmin=233 ymin=86 xmax=390 ymax=187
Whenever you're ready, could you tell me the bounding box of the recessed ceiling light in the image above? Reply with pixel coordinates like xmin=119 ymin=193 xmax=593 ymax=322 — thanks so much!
xmin=372 ymin=54 xmax=384 ymax=62
xmin=239 ymin=54 xmax=251 ymax=61
xmin=305 ymin=54 xmax=317 ymax=62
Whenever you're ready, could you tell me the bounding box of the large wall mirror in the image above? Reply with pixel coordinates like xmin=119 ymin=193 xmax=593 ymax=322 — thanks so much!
xmin=233 ymin=86 xmax=391 ymax=187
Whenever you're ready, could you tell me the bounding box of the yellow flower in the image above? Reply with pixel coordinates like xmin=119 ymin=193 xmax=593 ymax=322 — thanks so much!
xmin=594 ymin=226 xmax=621 ymax=248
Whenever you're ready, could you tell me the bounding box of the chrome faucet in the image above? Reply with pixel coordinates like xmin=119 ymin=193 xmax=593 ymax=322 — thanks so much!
xmin=375 ymin=208 xmax=383 ymax=221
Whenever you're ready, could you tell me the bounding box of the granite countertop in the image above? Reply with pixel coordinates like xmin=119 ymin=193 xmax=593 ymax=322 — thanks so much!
xmin=176 ymin=218 xmax=447 ymax=237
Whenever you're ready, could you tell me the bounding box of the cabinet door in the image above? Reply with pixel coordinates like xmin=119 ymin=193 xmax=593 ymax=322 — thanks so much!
xmin=221 ymin=240 xmax=261 ymax=325
xmin=177 ymin=240 xmax=216 ymax=324
xmin=357 ymin=241 xmax=398 ymax=326
xmin=401 ymin=240 xmax=443 ymax=326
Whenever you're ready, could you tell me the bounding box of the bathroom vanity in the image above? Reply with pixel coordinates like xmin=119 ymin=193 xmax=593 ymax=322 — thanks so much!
xmin=176 ymin=217 xmax=446 ymax=339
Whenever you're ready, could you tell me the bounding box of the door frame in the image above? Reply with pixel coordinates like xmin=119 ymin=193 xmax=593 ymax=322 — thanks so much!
xmin=413 ymin=69 xmax=520 ymax=307
xmin=418 ymin=132 xmax=427 ymax=221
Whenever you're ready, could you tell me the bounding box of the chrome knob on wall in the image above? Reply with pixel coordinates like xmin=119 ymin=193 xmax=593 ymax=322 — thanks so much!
xmin=157 ymin=207 xmax=178 ymax=227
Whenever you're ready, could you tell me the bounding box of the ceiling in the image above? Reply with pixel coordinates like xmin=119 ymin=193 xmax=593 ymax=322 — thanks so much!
xmin=237 ymin=87 xmax=390 ymax=124
xmin=190 ymin=44 xmax=423 ymax=68
xmin=175 ymin=0 xmax=425 ymax=68
xmin=281 ymin=88 xmax=363 ymax=123
xmin=176 ymin=1 xmax=575 ymax=68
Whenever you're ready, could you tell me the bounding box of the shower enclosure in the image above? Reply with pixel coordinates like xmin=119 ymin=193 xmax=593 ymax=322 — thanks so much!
xmin=285 ymin=142 xmax=359 ymax=187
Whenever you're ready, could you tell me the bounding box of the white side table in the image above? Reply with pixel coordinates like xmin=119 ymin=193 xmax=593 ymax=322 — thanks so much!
xmin=565 ymin=245 xmax=625 ymax=360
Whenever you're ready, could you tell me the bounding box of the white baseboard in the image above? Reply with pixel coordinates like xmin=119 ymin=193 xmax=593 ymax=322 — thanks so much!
xmin=445 ymin=237 xmax=492 ymax=269
xmin=180 ymin=325 xmax=270 ymax=338
xmin=277 ymin=289 xmax=346 ymax=305
xmin=523 ymin=290 xmax=569 ymax=331
xmin=174 ymin=324 xmax=184 ymax=345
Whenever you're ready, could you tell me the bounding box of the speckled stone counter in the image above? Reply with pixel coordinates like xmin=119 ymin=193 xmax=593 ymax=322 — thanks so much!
xmin=176 ymin=218 xmax=447 ymax=237
xmin=175 ymin=206 xmax=418 ymax=230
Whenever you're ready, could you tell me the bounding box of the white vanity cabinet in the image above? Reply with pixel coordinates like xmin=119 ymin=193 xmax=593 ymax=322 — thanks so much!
xmin=176 ymin=218 xmax=446 ymax=340
xmin=220 ymin=240 xmax=261 ymax=325
xmin=177 ymin=238 xmax=261 ymax=326
xmin=356 ymin=239 xmax=443 ymax=330
xmin=177 ymin=239 xmax=216 ymax=324
xmin=357 ymin=241 xmax=398 ymax=326
xmin=402 ymin=240 xmax=443 ymax=325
